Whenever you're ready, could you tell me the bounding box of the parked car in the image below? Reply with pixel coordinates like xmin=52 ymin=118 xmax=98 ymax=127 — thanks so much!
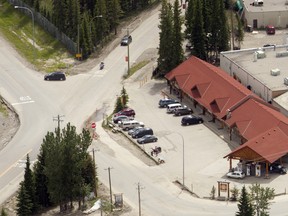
xmin=44 ymin=71 xmax=66 ymax=81
xmin=137 ymin=135 xmax=158 ymax=144
xmin=173 ymin=107 xmax=192 ymax=116
xmin=121 ymin=35 xmax=132 ymax=46
xmin=266 ymin=25 xmax=275 ymax=35
xmin=119 ymin=120 xmax=144 ymax=131
xmin=158 ymin=98 xmax=179 ymax=108
xmin=132 ymin=127 xmax=153 ymax=139
xmin=227 ymin=171 xmax=245 ymax=179
xmin=181 ymin=115 xmax=203 ymax=125
xmin=269 ymin=163 xmax=287 ymax=174
xmin=114 ymin=108 xmax=135 ymax=118
xmin=166 ymin=103 xmax=182 ymax=114
xmin=112 ymin=115 xmax=130 ymax=124
xmin=128 ymin=126 xmax=144 ymax=135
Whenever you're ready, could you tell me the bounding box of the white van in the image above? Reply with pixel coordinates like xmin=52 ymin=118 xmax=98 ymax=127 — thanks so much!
xmin=119 ymin=120 xmax=144 ymax=131
xmin=167 ymin=103 xmax=182 ymax=113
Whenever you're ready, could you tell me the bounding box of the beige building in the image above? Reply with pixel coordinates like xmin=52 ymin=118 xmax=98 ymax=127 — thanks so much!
xmin=220 ymin=44 xmax=288 ymax=116
xmin=239 ymin=0 xmax=288 ymax=29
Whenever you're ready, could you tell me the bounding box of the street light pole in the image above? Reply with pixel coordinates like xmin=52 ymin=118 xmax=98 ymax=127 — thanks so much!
xmin=14 ymin=6 xmax=35 ymax=62
xmin=89 ymin=15 xmax=103 ymax=34
xmin=176 ymin=132 xmax=185 ymax=186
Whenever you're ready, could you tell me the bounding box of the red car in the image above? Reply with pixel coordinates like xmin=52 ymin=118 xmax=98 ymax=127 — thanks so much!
xmin=114 ymin=108 xmax=135 ymax=118
xmin=266 ymin=25 xmax=275 ymax=35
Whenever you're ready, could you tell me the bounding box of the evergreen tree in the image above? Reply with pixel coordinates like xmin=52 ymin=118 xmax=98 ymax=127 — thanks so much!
xmin=16 ymin=182 xmax=33 ymax=216
xmin=218 ymin=0 xmax=230 ymax=52
xmin=249 ymin=183 xmax=275 ymax=216
xmin=23 ymin=154 xmax=37 ymax=213
xmin=191 ymin=0 xmax=206 ymax=60
xmin=80 ymin=11 xmax=93 ymax=58
xmin=114 ymin=96 xmax=124 ymax=113
xmin=171 ymin=0 xmax=184 ymax=68
xmin=106 ymin=0 xmax=122 ymax=35
xmin=236 ymin=186 xmax=254 ymax=216
xmin=235 ymin=14 xmax=244 ymax=49
xmin=93 ymin=0 xmax=108 ymax=47
xmin=157 ymin=0 xmax=174 ymax=77
xmin=33 ymin=146 xmax=51 ymax=208
xmin=0 ymin=208 xmax=8 ymax=216
xmin=121 ymin=86 xmax=129 ymax=107
xmin=185 ymin=0 xmax=195 ymax=40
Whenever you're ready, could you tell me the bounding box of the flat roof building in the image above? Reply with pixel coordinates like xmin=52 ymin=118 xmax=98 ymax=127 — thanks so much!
xmin=220 ymin=44 xmax=288 ymax=116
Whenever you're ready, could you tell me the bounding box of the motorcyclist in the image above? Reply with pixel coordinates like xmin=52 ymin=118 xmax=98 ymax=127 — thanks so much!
xmin=100 ymin=61 xmax=104 ymax=70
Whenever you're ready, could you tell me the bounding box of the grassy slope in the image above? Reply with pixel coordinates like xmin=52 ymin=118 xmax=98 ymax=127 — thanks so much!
xmin=0 ymin=0 xmax=73 ymax=72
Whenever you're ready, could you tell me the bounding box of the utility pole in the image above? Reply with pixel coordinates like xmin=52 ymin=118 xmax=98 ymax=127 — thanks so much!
xmin=127 ymin=28 xmax=130 ymax=75
xmin=137 ymin=182 xmax=144 ymax=216
xmin=53 ymin=115 xmax=64 ymax=129
xmin=106 ymin=167 xmax=113 ymax=212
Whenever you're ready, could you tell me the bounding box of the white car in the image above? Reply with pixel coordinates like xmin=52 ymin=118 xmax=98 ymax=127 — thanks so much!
xmin=226 ymin=171 xmax=245 ymax=179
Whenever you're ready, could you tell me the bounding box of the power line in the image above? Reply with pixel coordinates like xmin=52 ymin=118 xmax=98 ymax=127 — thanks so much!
xmin=53 ymin=114 xmax=64 ymax=129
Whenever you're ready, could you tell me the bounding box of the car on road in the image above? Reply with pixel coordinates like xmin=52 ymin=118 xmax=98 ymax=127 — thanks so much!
xmin=114 ymin=108 xmax=135 ymax=118
xmin=269 ymin=163 xmax=287 ymax=174
xmin=159 ymin=98 xmax=179 ymax=108
xmin=181 ymin=115 xmax=203 ymax=125
xmin=121 ymin=35 xmax=132 ymax=46
xmin=226 ymin=171 xmax=245 ymax=179
xmin=173 ymin=107 xmax=192 ymax=116
xmin=113 ymin=115 xmax=130 ymax=124
xmin=44 ymin=71 xmax=66 ymax=81
xmin=137 ymin=135 xmax=158 ymax=144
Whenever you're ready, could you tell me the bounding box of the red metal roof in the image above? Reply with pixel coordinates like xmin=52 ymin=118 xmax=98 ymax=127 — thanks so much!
xmin=165 ymin=56 xmax=253 ymax=119
xmin=225 ymin=127 xmax=288 ymax=163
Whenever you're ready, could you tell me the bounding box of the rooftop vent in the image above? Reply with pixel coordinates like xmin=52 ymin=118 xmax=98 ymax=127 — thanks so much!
xmin=276 ymin=51 xmax=288 ymax=57
xmin=271 ymin=68 xmax=280 ymax=76
xmin=256 ymin=50 xmax=266 ymax=59
xmin=284 ymin=77 xmax=288 ymax=85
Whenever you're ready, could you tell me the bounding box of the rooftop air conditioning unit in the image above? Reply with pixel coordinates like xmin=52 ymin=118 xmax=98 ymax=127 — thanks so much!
xmin=256 ymin=50 xmax=266 ymax=59
xmin=284 ymin=77 xmax=288 ymax=85
xmin=271 ymin=68 xmax=280 ymax=76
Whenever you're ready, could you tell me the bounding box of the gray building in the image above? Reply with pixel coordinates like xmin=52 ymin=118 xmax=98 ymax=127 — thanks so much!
xmin=239 ymin=0 xmax=288 ymax=29
xmin=220 ymin=44 xmax=288 ymax=116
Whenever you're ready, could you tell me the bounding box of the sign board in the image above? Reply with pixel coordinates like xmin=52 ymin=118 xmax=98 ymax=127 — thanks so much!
xmin=125 ymin=56 xmax=128 ymax=62
xmin=76 ymin=53 xmax=82 ymax=58
xmin=220 ymin=183 xmax=227 ymax=192
xmin=91 ymin=122 xmax=96 ymax=129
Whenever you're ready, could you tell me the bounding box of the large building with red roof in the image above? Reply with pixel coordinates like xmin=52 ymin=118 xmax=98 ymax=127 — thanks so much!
xmin=165 ymin=56 xmax=288 ymax=177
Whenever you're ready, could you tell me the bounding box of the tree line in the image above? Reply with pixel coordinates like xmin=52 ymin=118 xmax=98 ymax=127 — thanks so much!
xmin=156 ymin=0 xmax=231 ymax=77
xmin=19 ymin=0 xmax=160 ymax=59
xmin=16 ymin=123 xmax=96 ymax=215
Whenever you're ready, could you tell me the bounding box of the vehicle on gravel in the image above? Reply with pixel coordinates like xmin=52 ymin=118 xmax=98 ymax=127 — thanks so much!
xmin=181 ymin=115 xmax=203 ymax=125
xmin=137 ymin=135 xmax=158 ymax=144
xmin=44 ymin=71 xmax=66 ymax=81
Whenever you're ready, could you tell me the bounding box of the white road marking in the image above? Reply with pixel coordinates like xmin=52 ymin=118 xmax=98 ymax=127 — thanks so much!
xmin=12 ymin=100 xmax=35 ymax=106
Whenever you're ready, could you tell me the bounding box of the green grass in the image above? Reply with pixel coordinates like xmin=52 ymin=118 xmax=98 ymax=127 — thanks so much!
xmin=0 ymin=102 xmax=8 ymax=117
xmin=0 ymin=0 xmax=73 ymax=72
xmin=124 ymin=60 xmax=149 ymax=78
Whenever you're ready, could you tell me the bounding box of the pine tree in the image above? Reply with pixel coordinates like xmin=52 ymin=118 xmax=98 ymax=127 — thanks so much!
xmin=236 ymin=186 xmax=254 ymax=216
xmin=157 ymin=0 xmax=174 ymax=77
xmin=16 ymin=182 xmax=33 ymax=216
xmin=172 ymin=0 xmax=184 ymax=68
xmin=0 ymin=208 xmax=8 ymax=216
xmin=114 ymin=96 xmax=124 ymax=113
xmin=23 ymin=154 xmax=37 ymax=213
xmin=121 ymin=86 xmax=129 ymax=107
xmin=106 ymin=0 xmax=122 ymax=35
xmin=80 ymin=11 xmax=93 ymax=58
xmin=235 ymin=14 xmax=244 ymax=49
xmin=185 ymin=0 xmax=195 ymax=40
xmin=218 ymin=0 xmax=230 ymax=52
xmin=191 ymin=0 xmax=206 ymax=60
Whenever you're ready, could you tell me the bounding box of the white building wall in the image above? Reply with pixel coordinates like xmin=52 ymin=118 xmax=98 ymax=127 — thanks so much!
xmin=220 ymin=53 xmax=272 ymax=101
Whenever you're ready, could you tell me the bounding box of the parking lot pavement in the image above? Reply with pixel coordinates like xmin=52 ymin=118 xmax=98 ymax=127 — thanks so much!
xmin=122 ymin=75 xmax=288 ymax=199
xmin=241 ymin=29 xmax=288 ymax=49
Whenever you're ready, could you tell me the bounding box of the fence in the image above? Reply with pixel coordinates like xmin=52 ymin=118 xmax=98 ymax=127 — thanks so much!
xmin=9 ymin=0 xmax=77 ymax=54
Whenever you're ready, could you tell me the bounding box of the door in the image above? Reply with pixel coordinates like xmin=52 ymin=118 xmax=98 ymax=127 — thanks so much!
xmin=253 ymin=19 xmax=258 ymax=29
